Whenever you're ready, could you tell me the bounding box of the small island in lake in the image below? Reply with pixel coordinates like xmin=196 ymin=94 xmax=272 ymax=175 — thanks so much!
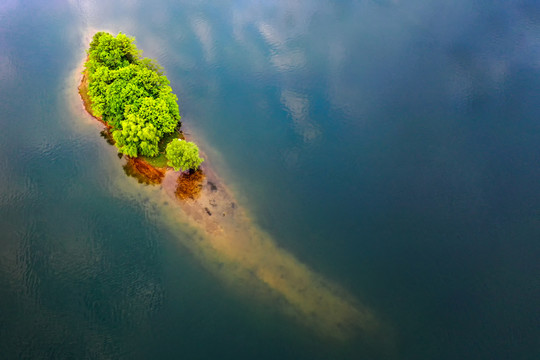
xmin=79 ymin=31 xmax=203 ymax=183
xmin=78 ymin=32 xmax=390 ymax=348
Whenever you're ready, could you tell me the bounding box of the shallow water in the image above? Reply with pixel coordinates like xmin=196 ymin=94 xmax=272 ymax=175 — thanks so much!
xmin=1 ymin=0 xmax=539 ymax=359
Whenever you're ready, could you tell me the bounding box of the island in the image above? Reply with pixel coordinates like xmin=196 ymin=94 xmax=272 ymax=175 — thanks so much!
xmin=78 ymin=32 xmax=390 ymax=348
xmin=79 ymin=31 xmax=203 ymax=185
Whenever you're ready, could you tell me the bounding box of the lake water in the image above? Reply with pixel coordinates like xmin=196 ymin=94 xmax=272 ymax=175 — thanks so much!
xmin=1 ymin=0 xmax=539 ymax=359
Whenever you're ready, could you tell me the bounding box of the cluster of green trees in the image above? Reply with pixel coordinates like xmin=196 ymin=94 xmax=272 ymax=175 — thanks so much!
xmin=85 ymin=32 xmax=203 ymax=171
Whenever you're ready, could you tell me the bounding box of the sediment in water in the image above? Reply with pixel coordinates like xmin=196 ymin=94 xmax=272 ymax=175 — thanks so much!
xmin=77 ymin=52 xmax=393 ymax=349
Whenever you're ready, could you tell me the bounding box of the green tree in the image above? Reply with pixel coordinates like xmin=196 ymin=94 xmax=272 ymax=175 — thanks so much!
xmin=134 ymin=97 xmax=177 ymax=136
xmin=112 ymin=113 xmax=160 ymax=157
xmin=166 ymin=139 xmax=204 ymax=172
xmin=89 ymin=32 xmax=138 ymax=70
xmin=106 ymin=79 xmax=146 ymax=127
xmin=158 ymin=89 xmax=181 ymax=125
xmin=87 ymin=65 xmax=111 ymax=117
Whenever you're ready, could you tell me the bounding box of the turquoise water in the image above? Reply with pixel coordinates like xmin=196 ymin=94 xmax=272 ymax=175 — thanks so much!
xmin=1 ymin=0 xmax=539 ymax=359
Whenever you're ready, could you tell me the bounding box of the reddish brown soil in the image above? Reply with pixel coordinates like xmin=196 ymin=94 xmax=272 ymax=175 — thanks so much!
xmin=124 ymin=157 xmax=166 ymax=184
xmin=78 ymin=61 xmax=108 ymax=127
xmin=175 ymin=169 xmax=205 ymax=200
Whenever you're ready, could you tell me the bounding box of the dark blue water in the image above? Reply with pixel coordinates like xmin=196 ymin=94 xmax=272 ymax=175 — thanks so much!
xmin=1 ymin=0 xmax=539 ymax=359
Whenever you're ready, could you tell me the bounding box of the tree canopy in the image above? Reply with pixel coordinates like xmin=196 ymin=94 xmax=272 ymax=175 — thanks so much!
xmin=166 ymin=139 xmax=204 ymax=172
xmin=85 ymin=32 xmax=184 ymax=159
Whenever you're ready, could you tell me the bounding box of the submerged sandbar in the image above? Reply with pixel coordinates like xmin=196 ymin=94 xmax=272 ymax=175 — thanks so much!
xmin=76 ymin=31 xmax=392 ymax=348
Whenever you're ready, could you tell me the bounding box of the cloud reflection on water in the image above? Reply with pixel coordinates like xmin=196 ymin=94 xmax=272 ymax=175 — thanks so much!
xmin=280 ymin=90 xmax=321 ymax=143
xmin=192 ymin=16 xmax=215 ymax=63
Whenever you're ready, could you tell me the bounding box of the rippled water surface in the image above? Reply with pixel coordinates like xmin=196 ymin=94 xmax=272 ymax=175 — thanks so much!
xmin=1 ymin=1 xmax=539 ymax=359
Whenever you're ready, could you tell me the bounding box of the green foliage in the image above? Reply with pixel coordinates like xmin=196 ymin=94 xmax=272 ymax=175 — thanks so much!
xmin=134 ymin=97 xmax=177 ymax=136
xmin=112 ymin=113 xmax=160 ymax=157
xmin=87 ymin=65 xmax=111 ymax=117
xmin=85 ymin=31 xmax=187 ymax=159
xmin=88 ymin=32 xmax=139 ymax=70
xmin=166 ymin=139 xmax=204 ymax=172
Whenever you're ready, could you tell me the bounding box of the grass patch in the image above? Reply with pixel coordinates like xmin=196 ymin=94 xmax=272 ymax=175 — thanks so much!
xmin=141 ymin=153 xmax=168 ymax=168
